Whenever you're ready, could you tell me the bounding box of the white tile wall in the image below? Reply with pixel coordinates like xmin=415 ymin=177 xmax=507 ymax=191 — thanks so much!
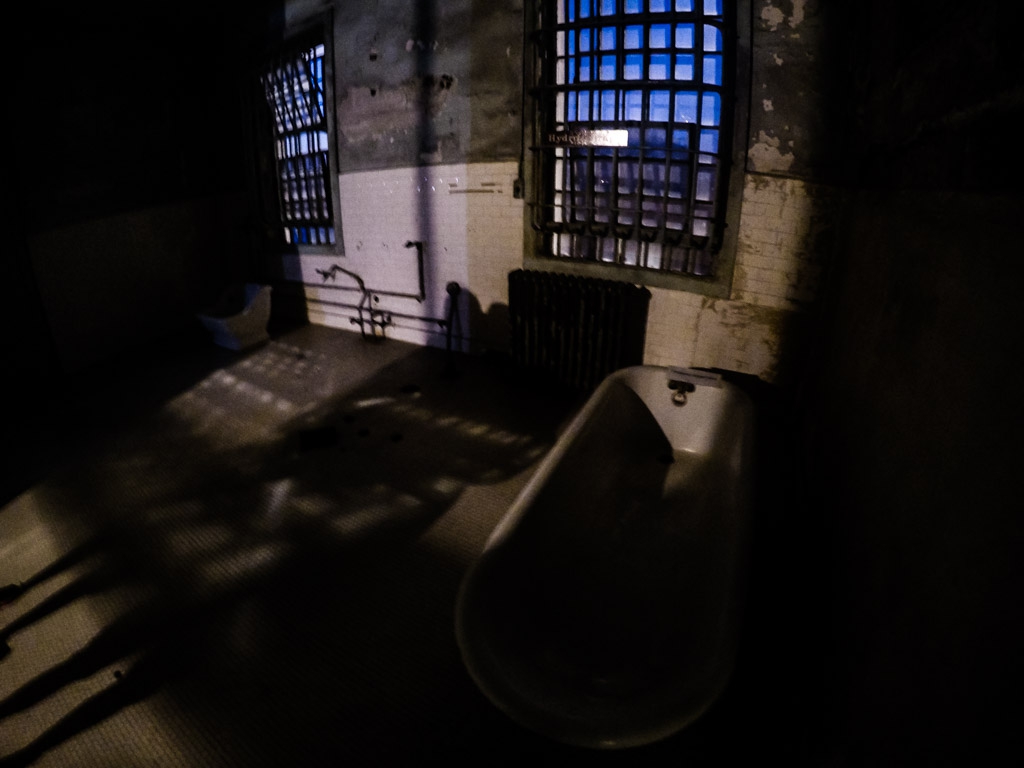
xmin=641 ymin=174 xmax=840 ymax=381
xmin=642 ymin=288 xmax=704 ymax=368
xmin=285 ymin=167 xmax=838 ymax=382
xmin=731 ymin=175 xmax=836 ymax=310
xmin=283 ymin=161 xmax=522 ymax=350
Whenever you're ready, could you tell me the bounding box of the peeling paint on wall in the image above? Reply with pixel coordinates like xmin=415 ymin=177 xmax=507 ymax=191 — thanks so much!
xmin=692 ymin=299 xmax=795 ymax=382
xmin=788 ymin=0 xmax=806 ymax=28
xmin=760 ymin=2 xmax=785 ymax=32
xmin=748 ymin=0 xmax=839 ymax=179
xmin=760 ymin=0 xmax=806 ymax=31
xmin=643 ymin=172 xmax=845 ymax=382
xmin=748 ymin=130 xmax=795 ymax=173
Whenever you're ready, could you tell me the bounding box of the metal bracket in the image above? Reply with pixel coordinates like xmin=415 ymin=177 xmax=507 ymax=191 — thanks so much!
xmin=667 ymin=367 xmax=723 ymax=389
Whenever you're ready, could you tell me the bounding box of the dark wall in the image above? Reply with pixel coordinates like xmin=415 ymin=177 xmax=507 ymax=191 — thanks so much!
xmin=17 ymin=5 xmax=254 ymax=231
xmin=801 ymin=2 xmax=1024 ymax=763
xmin=20 ymin=3 xmax=291 ymax=231
xmin=847 ymin=2 xmax=1020 ymax=195
xmin=9 ymin=1 xmax=282 ymax=376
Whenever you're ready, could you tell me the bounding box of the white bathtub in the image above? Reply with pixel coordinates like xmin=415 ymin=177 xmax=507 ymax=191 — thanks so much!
xmin=455 ymin=366 xmax=755 ymax=749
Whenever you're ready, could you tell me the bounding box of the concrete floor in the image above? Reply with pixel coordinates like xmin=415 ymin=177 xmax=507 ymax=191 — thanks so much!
xmin=0 ymin=324 xmax=799 ymax=766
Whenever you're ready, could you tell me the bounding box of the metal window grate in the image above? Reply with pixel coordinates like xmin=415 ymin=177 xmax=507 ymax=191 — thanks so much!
xmin=262 ymin=42 xmax=335 ymax=247
xmin=530 ymin=0 xmax=731 ymax=277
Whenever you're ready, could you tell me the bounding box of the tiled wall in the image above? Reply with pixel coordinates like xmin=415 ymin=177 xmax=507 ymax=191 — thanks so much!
xmin=281 ymin=161 xmax=521 ymax=350
xmin=733 ymin=175 xmax=838 ymax=310
xmin=643 ymin=173 xmax=840 ymax=381
xmin=272 ymin=0 xmax=843 ymax=384
xmin=285 ymin=166 xmax=838 ymax=382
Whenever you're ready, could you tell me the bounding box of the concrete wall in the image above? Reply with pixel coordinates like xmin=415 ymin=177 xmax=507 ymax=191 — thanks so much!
xmin=329 ymin=0 xmax=524 ymax=171
xmin=281 ymin=0 xmax=846 ymax=382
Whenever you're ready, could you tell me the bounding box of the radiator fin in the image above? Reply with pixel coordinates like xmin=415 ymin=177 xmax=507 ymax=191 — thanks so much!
xmin=508 ymin=269 xmax=651 ymax=392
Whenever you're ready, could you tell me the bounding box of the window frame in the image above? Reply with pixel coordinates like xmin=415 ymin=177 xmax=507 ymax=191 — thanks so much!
xmin=259 ymin=13 xmax=344 ymax=255
xmin=522 ymin=0 xmax=750 ymax=297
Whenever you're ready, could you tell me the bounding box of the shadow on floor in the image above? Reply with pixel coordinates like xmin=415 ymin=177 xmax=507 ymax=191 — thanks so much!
xmin=1 ymin=329 xmax=804 ymax=766
xmin=0 ymin=335 xmax=589 ymax=765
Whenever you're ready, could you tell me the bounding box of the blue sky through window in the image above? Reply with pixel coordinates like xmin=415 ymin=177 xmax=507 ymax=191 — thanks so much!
xmin=559 ymin=2 xmax=724 ymax=126
xmin=263 ymin=42 xmax=335 ymax=247
xmin=545 ymin=0 xmax=730 ymax=263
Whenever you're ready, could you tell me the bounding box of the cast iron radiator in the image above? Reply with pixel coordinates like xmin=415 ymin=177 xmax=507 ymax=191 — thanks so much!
xmin=508 ymin=269 xmax=651 ymax=392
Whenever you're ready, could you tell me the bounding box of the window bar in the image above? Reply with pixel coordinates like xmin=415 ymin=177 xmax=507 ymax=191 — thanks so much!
xmin=288 ymin=62 xmax=303 ymax=129
xmin=292 ymin=138 xmax=301 ymax=224
xmin=313 ymin=51 xmax=323 ymax=120
xmin=306 ymin=156 xmax=315 ymax=226
xmin=306 ymin=50 xmax=322 ymax=123
xmin=317 ymin=152 xmax=328 ymax=221
xmin=280 ymin=62 xmax=302 ymax=132
xmin=307 ymin=53 xmax=320 ymax=123
xmin=656 ymin=91 xmax=675 ymax=255
xmin=689 ymin=22 xmax=706 ymax=244
xmin=289 ymin=152 xmax=299 ymax=225
xmin=611 ymin=26 xmax=624 ymax=261
xmin=286 ymin=139 xmax=295 ymax=225
xmin=290 ymin=136 xmax=300 ymax=224
xmin=299 ymin=154 xmax=310 ymax=223
xmin=634 ymin=89 xmax=648 ymax=267
xmin=269 ymin=67 xmax=293 ymax=134
xmin=542 ymin=9 xmax=559 ymax=240
xmin=298 ymin=60 xmax=312 ymax=128
xmin=317 ymin=152 xmax=329 ymax=224
xmin=581 ymin=20 xmax=589 ymax=240
xmin=590 ymin=24 xmax=599 ymax=237
xmin=584 ymin=145 xmax=596 ymax=243
xmin=610 ymin=143 xmax=623 ymax=263
xmin=291 ymin=158 xmax=300 ymax=227
xmin=281 ymin=139 xmax=293 ymax=223
xmin=297 ymin=55 xmax=313 ymax=124
xmin=674 ymin=22 xmax=693 ymax=249
xmin=307 ymin=150 xmax=318 ymax=223
xmin=284 ymin=62 xmax=301 ymax=130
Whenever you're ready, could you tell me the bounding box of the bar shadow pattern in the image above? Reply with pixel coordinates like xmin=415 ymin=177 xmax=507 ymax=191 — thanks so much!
xmin=0 ymin=333 xmax=585 ymax=766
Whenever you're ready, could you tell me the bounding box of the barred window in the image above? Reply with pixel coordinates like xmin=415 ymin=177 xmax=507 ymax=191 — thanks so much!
xmin=529 ymin=0 xmax=734 ymax=278
xmin=261 ymin=32 xmax=337 ymax=248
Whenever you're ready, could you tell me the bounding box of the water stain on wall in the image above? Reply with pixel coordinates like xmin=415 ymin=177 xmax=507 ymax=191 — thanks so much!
xmin=328 ymin=0 xmax=523 ymax=172
xmin=692 ymin=299 xmax=801 ymax=382
xmin=338 ymin=74 xmax=457 ymax=148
